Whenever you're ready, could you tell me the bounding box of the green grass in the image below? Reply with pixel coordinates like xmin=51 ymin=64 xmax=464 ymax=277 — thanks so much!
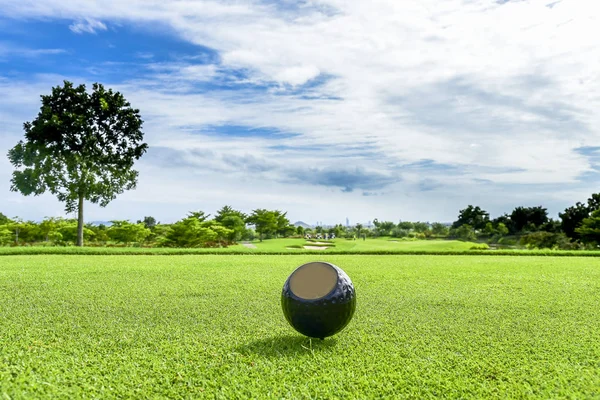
xmin=0 ymin=237 xmax=478 ymax=256
xmin=249 ymin=237 xmax=480 ymax=252
xmin=1 ymin=255 xmax=599 ymax=398
xmin=3 ymin=237 xmax=600 ymax=256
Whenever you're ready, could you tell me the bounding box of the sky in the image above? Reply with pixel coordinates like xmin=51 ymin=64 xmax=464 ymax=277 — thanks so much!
xmin=0 ymin=0 xmax=599 ymax=225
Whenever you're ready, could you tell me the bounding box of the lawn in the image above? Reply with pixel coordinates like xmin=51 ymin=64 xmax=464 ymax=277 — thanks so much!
xmin=1 ymin=255 xmax=599 ymax=398
xmin=0 ymin=237 xmax=578 ymax=256
xmin=262 ymin=237 xmax=484 ymax=252
xmin=0 ymin=237 xmax=485 ymax=256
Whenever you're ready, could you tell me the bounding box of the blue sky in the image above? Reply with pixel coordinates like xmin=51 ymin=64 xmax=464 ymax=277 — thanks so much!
xmin=0 ymin=0 xmax=599 ymax=224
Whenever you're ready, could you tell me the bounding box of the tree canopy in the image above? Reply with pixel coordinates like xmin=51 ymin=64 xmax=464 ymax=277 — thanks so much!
xmin=509 ymin=206 xmax=549 ymax=233
xmin=575 ymin=209 xmax=600 ymax=245
xmin=246 ymin=209 xmax=291 ymax=241
xmin=559 ymin=194 xmax=600 ymax=240
xmin=452 ymin=205 xmax=489 ymax=230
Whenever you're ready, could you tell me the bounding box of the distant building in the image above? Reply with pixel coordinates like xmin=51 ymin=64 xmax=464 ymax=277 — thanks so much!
xmin=346 ymin=217 xmax=349 ymax=227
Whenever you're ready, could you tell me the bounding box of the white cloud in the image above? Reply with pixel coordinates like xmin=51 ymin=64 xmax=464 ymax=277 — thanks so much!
xmin=0 ymin=0 xmax=599 ymax=222
xmin=274 ymin=65 xmax=320 ymax=86
xmin=69 ymin=18 xmax=107 ymax=34
xmin=0 ymin=41 xmax=66 ymax=58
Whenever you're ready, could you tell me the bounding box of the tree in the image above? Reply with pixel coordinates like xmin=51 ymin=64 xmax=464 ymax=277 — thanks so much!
xmin=575 ymin=209 xmax=600 ymax=245
xmin=285 ymin=225 xmax=298 ymax=237
xmin=107 ymin=220 xmax=151 ymax=245
xmin=219 ymin=215 xmax=246 ymax=242
xmin=0 ymin=213 xmax=9 ymax=225
xmin=492 ymin=214 xmax=514 ymax=235
xmin=0 ymin=225 xmax=12 ymax=246
xmin=520 ymin=232 xmax=560 ymax=249
xmin=397 ymin=221 xmax=414 ymax=230
xmin=89 ymin=223 xmax=110 ymax=243
xmin=7 ymin=81 xmax=148 ymax=247
xmin=540 ymin=219 xmax=561 ymax=233
xmin=431 ymin=222 xmax=449 ymax=236
xmin=214 ymin=205 xmax=247 ymax=223
xmin=496 ymin=222 xmax=509 ymax=236
xmin=373 ymin=219 xmax=395 ymax=236
xmin=559 ymin=193 xmax=600 ymax=240
xmin=39 ymin=217 xmax=61 ymax=242
xmin=246 ymin=209 xmax=278 ymax=241
xmin=328 ymin=224 xmax=345 ymax=239
xmin=412 ymin=222 xmax=430 ymax=233
xmin=8 ymin=217 xmax=24 ymax=244
xmin=274 ymin=211 xmax=291 ymax=237
xmin=509 ymin=206 xmax=548 ymax=233
xmin=560 ymin=202 xmax=588 ymax=240
xmin=452 ymin=205 xmax=489 ymax=230
xmin=58 ymin=220 xmax=95 ymax=244
xmin=187 ymin=211 xmax=210 ymax=222
xmin=159 ymin=216 xmax=232 ymax=248
xmin=355 ymin=223 xmax=364 ymax=238
xmin=452 ymin=224 xmax=476 ymax=241
xmin=138 ymin=216 xmax=157 ymax=230
xmin=483 ymin=222 xmax=495 ymax=236
xmin=391 ymin=227 xmax=409 ymax=238
xmin=198 ymin=220 xmax=234 ymax=247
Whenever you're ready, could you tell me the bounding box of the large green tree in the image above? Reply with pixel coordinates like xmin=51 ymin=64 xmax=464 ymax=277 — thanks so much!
xmin=246 ymin=209 xmax=278 ymax=241
xmin=214 ymin=205 xmax=247 ymax=223
xmin=452 ymin=205 xmax=489 ymax=231
xmin=431 ymin=222 xmax=449 ymax=236
xmin=138 ymin=216 xmax=157 ymax=230
xmin=373 ymin=219 xmax=395 ymax=236
xmin=214 ymin=205 xmax=247 ymax=241
xmin=575 ymin=209 xmax=600 ymax=245
xmin=7 ymin=81 xmax=148 ymax=246
xmin=509 ymin=206 xmax=549 ymax=233
xmin=559 ymin=194 xmax=600 ymax=240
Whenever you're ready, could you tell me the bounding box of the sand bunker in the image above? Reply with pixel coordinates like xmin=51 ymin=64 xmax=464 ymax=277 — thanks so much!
xmin=303 ymin=246 xmax=328 ymax=250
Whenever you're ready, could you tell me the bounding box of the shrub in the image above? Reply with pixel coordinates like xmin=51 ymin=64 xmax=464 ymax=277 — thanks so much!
xmin=391 ymin=227 xmax=409 ymax=238
xmin=520 ymin=232 xmax=577 ymax=250
xmin=498 ymin=237 xmax=518 ymax=246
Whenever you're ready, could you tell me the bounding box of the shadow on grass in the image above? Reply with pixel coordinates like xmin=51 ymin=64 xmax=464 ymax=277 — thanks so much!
xmin=236 ymin=334 xmax=338 ymax=358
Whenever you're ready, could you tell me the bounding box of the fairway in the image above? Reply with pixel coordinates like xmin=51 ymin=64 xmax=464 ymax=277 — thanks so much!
xmin=1 ymin=255 xmax=599 ymax=398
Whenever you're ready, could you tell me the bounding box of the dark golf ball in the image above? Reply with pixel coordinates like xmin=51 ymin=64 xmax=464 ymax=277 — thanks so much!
xmin=281 ymin=261 xmax=356 ymax=339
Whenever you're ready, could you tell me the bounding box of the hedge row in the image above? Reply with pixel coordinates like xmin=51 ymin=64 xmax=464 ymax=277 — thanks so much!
xmin=2 ymin=247 xmax=600 ymax=257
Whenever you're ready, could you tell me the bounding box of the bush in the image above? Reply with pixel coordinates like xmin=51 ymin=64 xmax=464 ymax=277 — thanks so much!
xmin=450 ymin=224 xmax=476 ymax=241
xmin=391 ymin=228 xmax=409 ymax=238
xmin=520 ymin=232 xmax=577 ymax=250
xmin=498 ymin=237 xmax=518 ymax=246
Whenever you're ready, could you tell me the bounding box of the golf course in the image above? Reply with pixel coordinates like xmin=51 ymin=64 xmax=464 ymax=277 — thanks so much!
xmin=1 ymin=253 xmax=599 ymax=398
xmin=2 ymin=1 xmax=600 ymax=397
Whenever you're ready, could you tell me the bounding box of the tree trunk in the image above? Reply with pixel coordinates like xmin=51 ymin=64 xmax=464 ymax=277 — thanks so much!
xmin=77 ymin=194 xmax=84 ymax=247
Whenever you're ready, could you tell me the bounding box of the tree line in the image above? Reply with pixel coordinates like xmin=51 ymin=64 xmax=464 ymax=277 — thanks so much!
xmin=442 ymin=194 xmax=600 ymax=249
xmin=2 ymin=192 xmax=600 ymax=249
xmin=0 ymin=206 xmax=296 ymax=248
